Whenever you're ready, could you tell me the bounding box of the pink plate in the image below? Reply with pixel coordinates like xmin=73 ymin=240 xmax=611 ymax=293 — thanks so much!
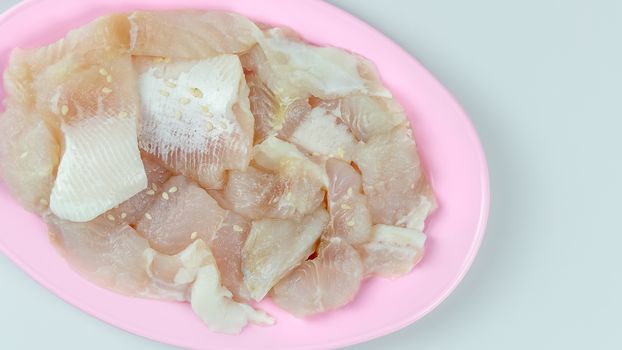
xmin=0 ymin=0 xmax=489 ymax=349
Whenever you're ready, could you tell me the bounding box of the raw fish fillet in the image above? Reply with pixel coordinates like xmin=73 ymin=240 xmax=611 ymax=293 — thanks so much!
xmin=358 ymin=224 xmax=426 ymax=277
xmin=97 ymin=153 xmax=171 ymax=226
xmin=272 ymin=237 xmax=363 ymax=317
xmin=46 ymin=214 xmax=184 ymax=300
xmin=244 ymin=71 xmax=310 ymax=144
xmin=190 ymin=241 xmax=274 ymax=334
xmin=0 ymin=15 xmax=132 ymax=214
xmin=247 ymin=28 xmax=391 ymax=100
xmin=242 ymin=208 xmax=329 ymax=301
xmin=316 ymin=95 xmax=408 ymax=142
xmin=223 ymin=166 xmax=324 ymax=220
xmin=353 ymin=127 xmax=436 ymax=230
xmin=325 ymin=159 xmax=372 ymax=245
xmin=135 ymin=175 xmax=227 ymax=255
xmin=253 ymin=136 xmax=329 ymax=187
xmin=289 ymin=105 xmax=358 ymax=161
xmin=128 ymin=11 xmax=262 ymax=58
xmin=0 ymin=108 xmax=59 ymax=213
xmin=207 ymin=211 xmax=252 ymax=301
xmin=48 ymin=213 xmax=271 ymax=333
xmin=135 ymin=55 xmax=253 ymax=189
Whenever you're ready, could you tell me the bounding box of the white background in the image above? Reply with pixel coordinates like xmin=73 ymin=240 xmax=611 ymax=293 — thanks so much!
xmin=1 ymin=0 xmax=621 ymax=349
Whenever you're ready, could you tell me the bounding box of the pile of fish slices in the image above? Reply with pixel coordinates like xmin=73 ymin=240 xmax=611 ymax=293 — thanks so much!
xmin=0 ymin=10 xmax=436 ymax=333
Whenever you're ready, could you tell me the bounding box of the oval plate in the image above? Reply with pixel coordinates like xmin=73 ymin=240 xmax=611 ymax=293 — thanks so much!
xmin=0 ymin=0 xmax=489 ymax=349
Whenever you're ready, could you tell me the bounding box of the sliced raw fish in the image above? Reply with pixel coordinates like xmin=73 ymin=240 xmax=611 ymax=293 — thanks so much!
xmin=289 ymin=105 xmax=358 ymax=161
xmin=252 ymin=135 xmax=329 ymax=187
xmin=0 ymin=108 xmax=59 ymax=213
xmin=135 ymin=55 xmax=253 ymax=189
xmin=271 ymin=237 xmax=363 ymax=317
xmin=46 ymin=214 xmax=184 ymax=299
xmin=128 ymin=11 xmax=262 ymax=58
xmin=247 ymin=28 xmax=390 ymax=100
xmin=190 ymin=246 xmax=275 ymax=334
xmin=317 ymin=95 xmax=408 ymax=142
xmin=50 ymin=113 xmax=146 ymax=222
xmin=358 ymin=224 xmax=426 ymax=277
xmin=242 ymin=208 xmax=329 ymax=301
xmin=353 ymin=127 xmax=436 ymax=230
xmin=325 ymin=159 xmax=372 ymax=245
xmin=244 ymin=71 xmax=310 ymax=144
xmin=98 ymin=153 xmax=171 ymax=225
xmin=0 ymin=15 xmax=132 ymax=214
xmin=135 ymin=175 xmax=227 ymax=255
xmin=207 ymin=211 xmax=251 ymax=301
xmin=223 ymin=166 xmax=324 ymax=220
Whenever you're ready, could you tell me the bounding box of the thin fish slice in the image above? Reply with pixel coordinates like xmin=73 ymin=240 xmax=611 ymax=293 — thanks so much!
xmin=223 ymin=166 xmax=324 ymax=220
xmin=289 ymin=105 xmax=358 ymax=161
xmin=271 ymin=237 xmax=363 ymax=317
xmin=190 ymin=243 xmax=275 ymax=334
xmin=128 ymin=11 xmax=262 ymax=58
xmin=135 ymin=175 xmax=227 ymax=255
xmin=353 ymin=127 xmax=436 ymax=230
xmin=248 ymin=28 xmax=390 ymax=100
xmin=319 ymin=95 xmax=408 ymax=142
xmin=242 ymin=208 xmax=329 ymax=301
xmin=208 ymin=211 xmax=252 ymax=301
xmin=358 ymin=224 xmax=426 ymax=277
xmin=50 ymin=113 xmax=147 ymax=222
xmin=325 ymin=159 xmax=372 ymax=245
xmin=135 ymin=55 xmax=253 ymax=189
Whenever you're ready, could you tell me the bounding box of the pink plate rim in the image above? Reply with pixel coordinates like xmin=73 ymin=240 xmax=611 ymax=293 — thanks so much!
xmin=0 ymin=0 xmax=490 ymax=349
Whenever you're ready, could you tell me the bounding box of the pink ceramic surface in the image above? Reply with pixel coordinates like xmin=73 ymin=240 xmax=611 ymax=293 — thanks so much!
xmin=0 ymin=0 xmax=489 ymax=349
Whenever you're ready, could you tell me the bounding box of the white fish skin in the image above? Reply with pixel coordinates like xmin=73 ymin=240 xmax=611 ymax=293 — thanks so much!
xmin=136 ymin=55 xmax=253 ymax=189
xmin=50 ymin=115 xmax=147 ymax=222
xmin=190 ymin=241 xmax=274 ymax=334
xmin=242 ymin=208 xmax=329 ymax=301
xmin=358 ymin=224 xmax=427 ymax=278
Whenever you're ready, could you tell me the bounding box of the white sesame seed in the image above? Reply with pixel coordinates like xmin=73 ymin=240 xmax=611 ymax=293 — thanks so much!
xmin=107 ymin=214 xmax=116 ymax=221
xmin=337 ymin=147 xmax=345 ymax=159
xmin=102 ymin=87 xmax=112 ymax=94
xmin=163 ymin=57 xmax=171 ymax=63
xmin=161 ymin=192 xmax=169 ymax=200
xmin=159 ymin=90 xmax=170 ymax=97
xmin=99 ymin=68 xmax=108 ymax=76
xmin=340 ymin=203 xmax=352 ymax=210
xmin=168 ymin=186 xmax=178 ymax=193
xmin=347 ymin=219 xmax=356 ymax=227
xmin=165 ymin=81 xmax=177 ymax=88
xmin=39 ymin=198 xmax=48 ymax=206
xmin=273 ymin=124 xmax=283 ymax=131
xmin=233 ymin=225 xmax=244 ymax=232
xmin=119 ymin=111 xmax=129 ymax=118
xmin=175 ymin=111 xmax=182 ymax=120
xmin=106 ymin=75 xmax=112 ymax=83
xmin=202 ymin=105 xmax=211 ymax=114
xmin=190 ymin=87 xmax=204 ymax=98
xmin=190 ymin=232 xmax=198 ymax=240
xmin=146 ymin=190 xmax=155 ymax=196
xmin=219 ymin=121 xmax=227 ymax=129
xmin=206 ymin=121 xmax=214 ymax=131
xmin=347 ymin=187 xmax=353 ymax=196
xmin=61 ymin=105 xmax=69 ymax=116
xmin=145 ymin=213 xmax=152 ymax=220
xmin=151 ymin=183 xmax=158 ymax=191
xmin=19 ymin=152 xmax=29 ymax=159
xmin=179 ymin=97 xmax=190 ymax=105
xmin=121 ymin=212 xmax=127 ymax=219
